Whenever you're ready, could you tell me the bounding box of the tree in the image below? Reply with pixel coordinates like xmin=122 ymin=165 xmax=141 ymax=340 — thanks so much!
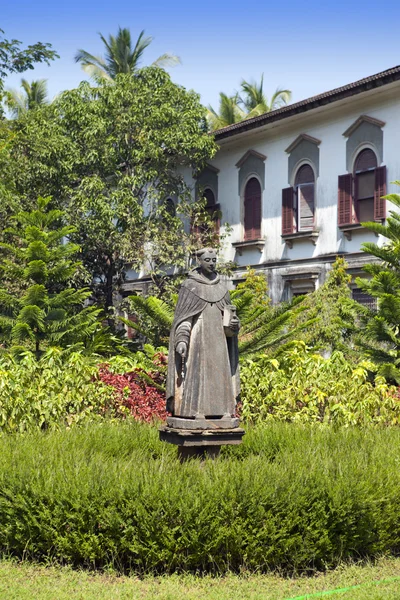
xmin=207 ymin=77 xmax=292 ymax=131
xmin=0 ymin=29 xmax=57 ymax=116
xmin=75 ymin=27 xmax=180 ymax=82
xmin=4 ymin=68 xmax=217 ymax=318
xmin=230 ymin=269 xmax=308 ymax=358
xmin=239 ymin=75 xmax=291 ymax=118
xmin=0 ymin=196 xmax=109 ymax=356
xmin=291 ymin=257 xmax=359 ymax=360
xmin=5 ymin=78 xmax=49 ymax=118
xmin=355 ymin=181 xmax=400 ymax=382
xmin=207 ymin=93 xmax=246 ymax=131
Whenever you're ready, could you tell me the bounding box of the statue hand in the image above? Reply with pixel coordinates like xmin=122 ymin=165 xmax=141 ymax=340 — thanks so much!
xmin=176 ymin=341 xmax=187 ymax=358
xmin=229 ymin=315 xmax=240 ymax=333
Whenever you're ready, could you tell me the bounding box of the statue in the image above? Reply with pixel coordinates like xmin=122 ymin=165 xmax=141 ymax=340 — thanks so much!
xmin=166 ymin=248 xmax=241 ymax=430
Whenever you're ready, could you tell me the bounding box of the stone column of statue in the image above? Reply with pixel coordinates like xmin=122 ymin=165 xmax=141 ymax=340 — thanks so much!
xmin=166 ymin=248 xmax=241 ymax=430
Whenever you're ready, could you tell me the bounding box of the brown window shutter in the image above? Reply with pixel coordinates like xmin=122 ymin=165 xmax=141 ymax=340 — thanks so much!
xmin=244 ymin=178 xmax=261 ymax=240
xmin=253 ymin=195 xmax=261 ymax=239
xmin=282 ymin=187 xmax=294 ymax=235
xmin=374 ymin=166 xmax=386 ymax=220
xmin=244 ymin=196 xmax=254 ymax=240
xmin=338 ymin=174 xmax=353 ymax=226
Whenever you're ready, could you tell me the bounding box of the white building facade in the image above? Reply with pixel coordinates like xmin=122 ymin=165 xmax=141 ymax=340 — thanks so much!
xmin=193 ymin=66 xmax=400 ymax=303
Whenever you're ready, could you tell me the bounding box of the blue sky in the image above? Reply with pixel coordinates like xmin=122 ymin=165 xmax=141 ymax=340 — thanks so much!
xmin=2 ymin=0 xmax=400 ymax=110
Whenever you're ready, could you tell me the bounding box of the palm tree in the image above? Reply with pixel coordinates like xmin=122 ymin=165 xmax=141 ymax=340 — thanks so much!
xmin=239 ymin=75 xmax=292 ymax=118
xmin=75 ymin=27 xmax=180 ymax=82
xmin=207 ymin=93 xmax=246 ymax=131
xmin=5 ymin=78 xmax=49 ymax=118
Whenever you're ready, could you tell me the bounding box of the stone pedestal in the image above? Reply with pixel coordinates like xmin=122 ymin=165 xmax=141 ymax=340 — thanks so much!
xmin=159 ymin=426 xmax=245 ymax=461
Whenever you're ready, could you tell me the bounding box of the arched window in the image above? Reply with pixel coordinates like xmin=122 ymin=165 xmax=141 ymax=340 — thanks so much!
xmin=191 ymin=188 xmax=220 ymax=239
xmin=338 ymin=147 xmax=386 ymax=227
xmin=244 ymin=178 xmax=261 ymax=240
xmin=164 ymin=197 xmax=176 ymax=217
xmin=202 ymin=188 xmax=220 ymax=234
xmin=294 ymin=164 xmax=315 ymax=230
xmin=354 ymin=149 xmax=377 ymax=223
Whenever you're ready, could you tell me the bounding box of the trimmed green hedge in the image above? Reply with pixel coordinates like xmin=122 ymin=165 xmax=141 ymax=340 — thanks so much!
xmin=0 ymin=422 xmax=400 ymax=574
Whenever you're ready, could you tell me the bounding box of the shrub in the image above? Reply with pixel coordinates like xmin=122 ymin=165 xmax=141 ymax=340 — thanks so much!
xmin=0 ymin=349 xmax=114 ymax=432
xmin=240 ymin=341 xmax=400 ymax=426
xmin=0 ymin=422 xmax=400 ymax=573
xmin=98 ymin=363 xmax=167 ymax=423
xmin=0 ymin=348 xmax=168 ymax=432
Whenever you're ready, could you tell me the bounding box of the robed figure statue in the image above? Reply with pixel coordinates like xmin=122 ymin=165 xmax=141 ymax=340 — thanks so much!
xmin=166 ymin=248 xmax=240 ymax=429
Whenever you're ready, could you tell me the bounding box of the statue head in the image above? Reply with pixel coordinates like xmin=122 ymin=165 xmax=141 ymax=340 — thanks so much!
xmin=196 ymin=248 xmax=217 ymax=276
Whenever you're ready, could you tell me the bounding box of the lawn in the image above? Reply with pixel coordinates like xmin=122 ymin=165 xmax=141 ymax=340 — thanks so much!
xmin=0 ymin=557 xmax=399 ymax=599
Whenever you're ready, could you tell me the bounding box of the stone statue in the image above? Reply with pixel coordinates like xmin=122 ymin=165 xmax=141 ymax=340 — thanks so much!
xmin=166 ymin=248 xmax=240 ymax=429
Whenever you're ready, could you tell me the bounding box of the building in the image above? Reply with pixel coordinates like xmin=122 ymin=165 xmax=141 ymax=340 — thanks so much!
xmin=125 ymin=66 xmax=400 ymax=305
xmin=193 ymin=65 xmax=400 ymax=304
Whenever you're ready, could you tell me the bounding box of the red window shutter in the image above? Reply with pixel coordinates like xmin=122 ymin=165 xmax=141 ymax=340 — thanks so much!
xmin=282 ymin=187 xmax=294 ymax=235
xmin=374 ymin=166 xmax=386 ymax=220
xmin=244 ymin=178 xmax=261 ymax=240
xmin=338 ymin=174 xmax=353 ymax=226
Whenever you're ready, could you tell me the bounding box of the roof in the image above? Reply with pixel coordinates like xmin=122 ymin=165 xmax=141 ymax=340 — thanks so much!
xmin=213 ymin=65 xmax=400 ymax=141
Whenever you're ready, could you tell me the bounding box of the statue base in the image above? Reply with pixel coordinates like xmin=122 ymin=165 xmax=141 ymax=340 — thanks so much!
xmin=159 ymin=426 xmax=245 ymax=462
xmin=166 ymin=416 xmax=239 ymax=430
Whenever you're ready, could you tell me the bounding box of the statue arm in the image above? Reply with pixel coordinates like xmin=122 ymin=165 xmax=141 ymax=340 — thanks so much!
xmin=175 ymin=319 xmax=192 ymax=357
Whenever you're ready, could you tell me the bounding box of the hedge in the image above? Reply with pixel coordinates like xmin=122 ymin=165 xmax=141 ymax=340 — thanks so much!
xmin=0 ymin=422 xmax=399 ymax=574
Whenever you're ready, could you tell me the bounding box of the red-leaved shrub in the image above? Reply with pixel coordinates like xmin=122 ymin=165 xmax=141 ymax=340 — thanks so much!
xmin=98 ymin=365 xmax=168 ymax=423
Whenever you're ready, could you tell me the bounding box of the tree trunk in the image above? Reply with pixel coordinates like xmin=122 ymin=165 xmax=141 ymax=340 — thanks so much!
xmin=105 ymin=257 xmax=115 ymax=329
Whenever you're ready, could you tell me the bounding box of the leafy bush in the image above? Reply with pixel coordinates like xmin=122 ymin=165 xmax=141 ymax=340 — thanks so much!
xmin=0 ymin=349 xmax=114 ymax=432
xmin=0 ymin=347 xmax=168 ymax=432
xmin=1 ymin=422 xmax=400 ymax=573
xmin=240 ymin=341 xmax=400 ymax=426
xmin=98 ymin=350 xmax=168 ymax=423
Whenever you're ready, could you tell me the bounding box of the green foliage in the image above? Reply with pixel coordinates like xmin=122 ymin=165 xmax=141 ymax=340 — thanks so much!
xmin=207 ymin=76 xmax=292 ymax=131
xmin=291 ymin=257 xmax=359 ymax=358
xmin=206 ymin=92 xmax=246 ymax=130
xmin=0 ymin=196 xmax=110 ymax=354
xmin=122 ymin=295 xmax=174 ymax=348
xmin=1 ymin=422 xmax=400 ymax=573
xmin=5 ymin=78 xmax=49 ymax=118
xmin=231 ymin=269 xmax=308 ymax=358
xmin=75 ymin=27 xmax=180 ymax=83
xmin=356 ymin=182 xmax=400 ymax=382
xmin=0 ymin=349 xmax=115 ymax=432
xmin=240 ymin=341 xmax=400 ymax=426
xmin=0 ymin=345 xmax=169 ymax=433
xmin=0 ymin=29 xmax=57 ymax=118
xmin=239 ymin=75 xmax=292 ymax=117
xmin=5 ymin=69 xmax=217 ymax=312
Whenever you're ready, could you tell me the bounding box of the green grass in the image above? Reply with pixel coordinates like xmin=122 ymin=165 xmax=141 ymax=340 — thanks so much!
xmin=1 ymin=422 xmax=400 ymax=573
xmin=0 ymin=557 xmax=399 ymax=599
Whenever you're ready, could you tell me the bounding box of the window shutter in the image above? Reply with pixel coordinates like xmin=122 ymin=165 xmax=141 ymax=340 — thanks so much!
xmin=338 ymin=174 xmax=353 ymax=226
xmin=244 ymin=178 xmax=261 ymax=240
xmin=282 ymin=187 xmax=294 ymax=235
xmin=244 ymin=196 xmax=254 ymax=240
xmin=252 ymin=195 xmax=261 ymax=239
xmin=299 ymin=184 xmax=314 ymax=230
xmin=374 ymin=166 xmax=386 ymax=220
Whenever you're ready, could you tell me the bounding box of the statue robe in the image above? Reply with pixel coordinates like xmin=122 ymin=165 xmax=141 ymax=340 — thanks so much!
xmin=166 ymin=269 xmax=240 ymax=418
